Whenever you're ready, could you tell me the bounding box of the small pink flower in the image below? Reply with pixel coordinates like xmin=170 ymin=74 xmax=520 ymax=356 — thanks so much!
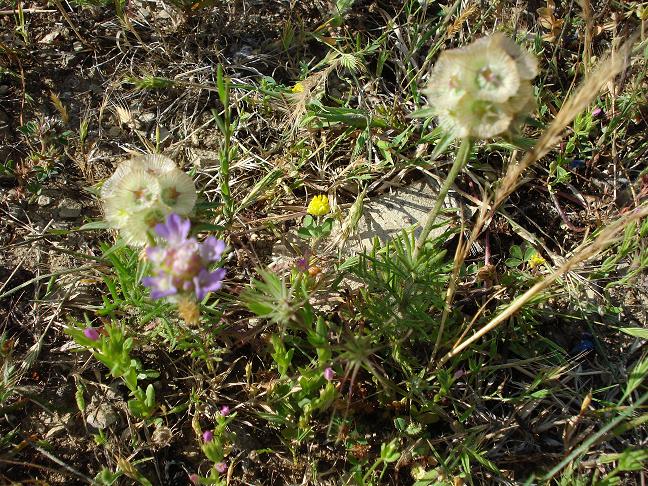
xmin=83 ymin=328 xmax=100 ymax=341
xmin=189 ymin=473 xmax=200 ymax=485
xmin=215 ymin=462 xmax=227 ymax=474
xmin=220 ymin=405 xmax=230 ymax=416
xmin=323 ymin=367 xmax=335 ymax=381
xmin=592 ymin=107 xmax=603 ymax=117
xmin=202 ymin=430 xmax=213 ymax=443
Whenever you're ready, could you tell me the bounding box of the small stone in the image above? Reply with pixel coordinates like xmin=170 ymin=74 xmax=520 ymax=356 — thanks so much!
xmin=186 ymin=148 xmax=219 ymax=168
xmin=37 ymin=195 xmax=52 ymax=206
xmin=138 ymin=112 xmax=156 ymax=124
xmin=107 ymin=126 xmax=121 ymax=137
xmin=58 ymin=198 xmax=83 ymax=219
xmin=348 ymin=176 xmax=458 ymax=253
xmin=86 ymin=402 xmax=118 ymax=429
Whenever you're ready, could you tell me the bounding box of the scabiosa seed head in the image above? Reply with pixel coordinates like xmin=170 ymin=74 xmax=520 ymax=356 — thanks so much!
xmin=83 ymin=327 xmax=100 ymax=341
xmin=142 ymin=214 xmax=227 ymax=304
xmin=101 ymin=155 xmax=197 ymax=246
xmin=307 ymin=195 xmax=330 ymax=216
xmin=424 ymin=33 xmax=537 ymax=140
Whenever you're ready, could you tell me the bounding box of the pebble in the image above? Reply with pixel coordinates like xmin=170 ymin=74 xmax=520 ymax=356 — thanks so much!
xmin=57 ymin=198 xmax=82 ymax=219
xmin=139 ymin=112 xmax=156 ymax=124
xmin=86 ymin=402 xmax=118 ymax=429
xmin=37 ymin=195 xmax=52 ymax=206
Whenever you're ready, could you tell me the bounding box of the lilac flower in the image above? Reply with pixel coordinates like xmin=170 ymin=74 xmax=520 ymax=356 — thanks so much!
xmin=295 ymin=257 xmax=309 ymax=272
xmin=154 ymin=213 xmax=191 ymax=245
xmin=141 ymin=214 xmax=227 ymax=302
xmin=202 ymin=430 xmax=213 ymax=443
xmin=219 ymin=405 xmax=230 ymax=416
xmin=83 ymin=327 xmax=100 ymax=341
xmin=215 ymin=462 xmax=227 ymax=474
xmin=200 ymin=237 xmax=226 ymax=262
xmin=189 ymin=473 xmax=200 ymax=485
xmin=592 ymin=107 xmax=603 ymax=117
xmin=323 ymin=367 xmax=335 ymax=381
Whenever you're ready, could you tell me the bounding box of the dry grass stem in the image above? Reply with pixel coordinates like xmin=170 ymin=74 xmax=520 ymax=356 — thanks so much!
xmin=436 ymin=204 xmax=648 ymax=368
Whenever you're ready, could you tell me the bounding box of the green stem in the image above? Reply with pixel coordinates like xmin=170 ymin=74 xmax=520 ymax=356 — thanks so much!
xmin=413 ymin=137 xmax=472 ymax=259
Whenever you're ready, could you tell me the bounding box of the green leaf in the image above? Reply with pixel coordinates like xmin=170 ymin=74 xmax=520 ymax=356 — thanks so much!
xmin=618 ymin=327 xmax=648 ymax=339
xmin=523 ymin=246 xmax=537 ymax=261
xmin=302 ymin=215 xmax=314 ymax=228
xmin=78 ymin=220 xmax=110 ymax=231
xmin=408 ymin=107 xmax=436 ymax=119
xmin=380 ymin=440 xmax=400 ymax=463
xmin=622 ymin=354 xmax=648 ymax=403
xmin=505 ymin=258 xmax=523 ymax=268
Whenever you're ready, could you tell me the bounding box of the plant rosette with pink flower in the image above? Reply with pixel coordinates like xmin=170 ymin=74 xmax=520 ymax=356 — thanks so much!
xmin=142 ymin=214 xmax=226 ymax=303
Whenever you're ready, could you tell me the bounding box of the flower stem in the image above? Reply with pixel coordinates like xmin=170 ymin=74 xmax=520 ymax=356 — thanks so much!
xmin=414 ymin=137 xmax=472 ymax=259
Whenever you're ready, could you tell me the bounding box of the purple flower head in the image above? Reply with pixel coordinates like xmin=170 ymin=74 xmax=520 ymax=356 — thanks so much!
xmin=295 ymin=257 xmax=309 ymax=272
xmin=202 ymin=430 xmax=213 ymax=443
xmin=200 ymin=237 xmax=226 ymax=263
xmin=193 ymin=268 xmax=226 ymax=301
xmin=142 ymin=273 xmax=177 ymax=300
xmin=215 ymin=462 xmax=227 ymax=474
xmin=142 ymin=214 xmax=227 ymax=302
xmin=189 ymin=473 xmax=200 ymax=485
xmin=83 ymin=327 xmax=100 ymax=341
xmin=323 ymin=367 xmax=335 ymax=381
xmin=592 ymin=107 xmax=603 ymax=117
xmin=220 ymin=405 xmax=230 ymax=416
xmin=155 ymin=213 xmax=191 ymax=245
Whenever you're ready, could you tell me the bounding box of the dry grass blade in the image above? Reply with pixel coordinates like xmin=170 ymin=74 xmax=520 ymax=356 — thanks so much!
xmin=436 ymin=204 xmax=648 ymax=368
xmin=578 ymin=0 xmax=594 ymax=72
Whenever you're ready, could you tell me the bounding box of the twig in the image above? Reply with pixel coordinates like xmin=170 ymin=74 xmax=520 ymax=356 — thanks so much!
xmin=0 ymin=9 xmax=56 ymax=14
xmin=548 ymin=188 xmax=588 ymax=233
xmin=49 ymin=0 xmax=90 ymax=47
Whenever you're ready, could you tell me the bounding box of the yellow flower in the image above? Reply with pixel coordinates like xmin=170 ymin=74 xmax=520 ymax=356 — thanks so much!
xmin=307 ymin=195 xmax=330 ymax=216
xmin=529 ymin=253 xmax=546 ymax=269
xmin=291 ymin=82 xmax=304 ymax=93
